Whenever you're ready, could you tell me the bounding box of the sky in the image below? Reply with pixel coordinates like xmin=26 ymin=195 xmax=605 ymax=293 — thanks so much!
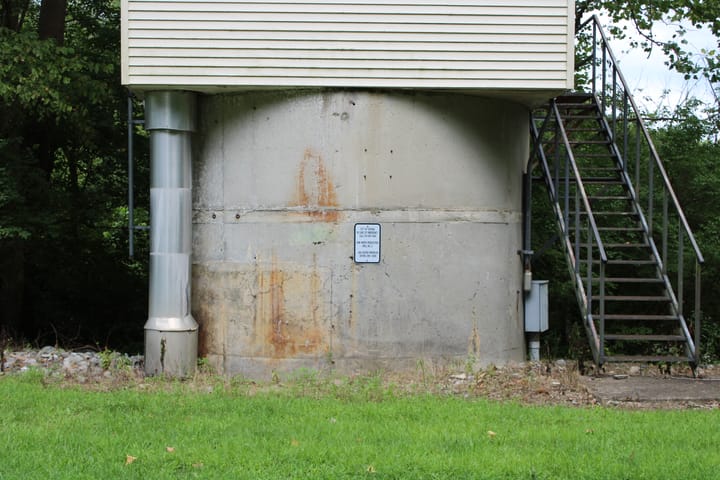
xmin=604 ymin=19 xmax=718 ymax=114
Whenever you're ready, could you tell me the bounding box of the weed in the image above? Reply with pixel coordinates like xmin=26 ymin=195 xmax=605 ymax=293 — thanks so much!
xmin=196 ymin=356 xmax=214 ymax=374
xmin=98 ymin=348 xmax=114 ymax=370
xmin=464 ymin=355 xmax=477 ymax=375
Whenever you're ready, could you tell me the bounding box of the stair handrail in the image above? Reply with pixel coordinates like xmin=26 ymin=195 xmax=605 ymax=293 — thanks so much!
xmin=551 ymin=101 xmax=609 ymax=265
xmin=579 ymin=14 xmax=704 ymax=265
xmin=580 ymin=14 xmax=704 ymax=363
xmin=530 ymin=107 xmax=608 ymax=265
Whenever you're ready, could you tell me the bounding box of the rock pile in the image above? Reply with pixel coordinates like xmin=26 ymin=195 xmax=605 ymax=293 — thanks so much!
xmin=1 ymin=346 xmax=144 ymax=382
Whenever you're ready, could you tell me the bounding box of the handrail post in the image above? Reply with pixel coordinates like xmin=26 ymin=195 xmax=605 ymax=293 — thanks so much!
xmin=587 ymin=222 xmax=593 ymax=328
xmin=564 ymin=142 xmax=570 ymax=234
xmin=592 ymin=22 xmax=597 ymax=93
xmin=695 ymin=261 xmax=701 ymax=363
xmin=678 ymin=229 xmax=684 ymax=317
xmin=622 ymin=93 xmax=628 ymax=171
xmin=601 ymin=41 xmax=607 ymax=112
xmin=611 ymin=66 xmax=617 ymax=138
xmin=575 ymin=185 xmax=580 ymax=274
xmin=648 ymin=153 xmax=654 ymax=233
xmin=599 ymin=260 xmax=605 ymax=364
xmin=662 ymin=190 xmax=668 ymax=274
xmin=635 ymin=118 xmax=641 ymax=188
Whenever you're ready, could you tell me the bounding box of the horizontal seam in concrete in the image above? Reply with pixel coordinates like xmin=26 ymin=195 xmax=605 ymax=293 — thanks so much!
xmin=192 ymin=208 xmax=522 ymax=224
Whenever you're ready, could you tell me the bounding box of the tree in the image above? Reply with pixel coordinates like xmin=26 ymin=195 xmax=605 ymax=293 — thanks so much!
xmin=0 ymin=0 xmax=148 ymax=349
xmin=575 ymin=1 xmax=720 ymax=84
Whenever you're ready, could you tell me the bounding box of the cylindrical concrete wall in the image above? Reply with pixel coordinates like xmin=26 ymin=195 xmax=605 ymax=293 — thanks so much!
xmin=192 ymin=90 xmax=528 ymax=378
xmin=144 ymin=91 xmax=198 ymax=377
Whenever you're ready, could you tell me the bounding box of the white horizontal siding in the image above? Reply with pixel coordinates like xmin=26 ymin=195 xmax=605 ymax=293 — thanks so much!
xmin=122 ymin=0 xmax=574 ymax=94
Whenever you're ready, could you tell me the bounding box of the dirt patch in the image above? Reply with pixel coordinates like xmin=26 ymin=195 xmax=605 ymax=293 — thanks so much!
xmin=383 ymin=360 xmax=720 ymax=409
xmin=3 ymin=348 xmax=719 ymax=409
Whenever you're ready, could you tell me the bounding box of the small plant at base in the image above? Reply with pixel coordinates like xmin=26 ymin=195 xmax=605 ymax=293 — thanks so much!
xmin=196 ymin=357 xmax=214 ymax=374
xmin=464 ymin=355 xmax=477 ymax=375
xmin=416 ymin=358 xmax=429 ymax=387
xmin=99 ymin=348 xmax=114 ymax=370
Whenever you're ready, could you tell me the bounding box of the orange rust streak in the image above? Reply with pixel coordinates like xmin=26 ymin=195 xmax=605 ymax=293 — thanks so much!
xmin=294 ymin=149 xmax=340 ymax=222
xmin=268 ymin=261 xmax=288 ymax=357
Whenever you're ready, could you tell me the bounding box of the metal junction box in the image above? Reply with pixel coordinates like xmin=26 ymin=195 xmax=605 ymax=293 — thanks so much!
xmin=525 ymin=280 xmax=549 ymax=333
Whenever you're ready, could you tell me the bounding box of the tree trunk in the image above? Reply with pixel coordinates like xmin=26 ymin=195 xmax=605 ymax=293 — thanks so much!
xmin=38 ymin=0 xmax=66 ymax=44
xmin=1 ymin=0 xmax=30 ymax=31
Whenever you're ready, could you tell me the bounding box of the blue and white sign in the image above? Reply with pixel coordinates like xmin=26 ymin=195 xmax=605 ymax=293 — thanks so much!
xmin=354 ymin=223 xmax=381 ymax=263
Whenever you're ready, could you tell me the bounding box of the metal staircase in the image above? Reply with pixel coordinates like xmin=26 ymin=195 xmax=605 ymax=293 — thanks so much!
xmin=529 ymin=15 xmax=704 ymax=368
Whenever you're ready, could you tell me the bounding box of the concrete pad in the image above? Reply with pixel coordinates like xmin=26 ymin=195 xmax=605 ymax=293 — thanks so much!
xmin=581 ymin=375 xmax=720 ymax=404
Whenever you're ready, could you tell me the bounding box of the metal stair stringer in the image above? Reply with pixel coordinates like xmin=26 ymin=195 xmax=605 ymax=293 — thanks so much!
xmin=530 ymin=101 xmax=604 ymax=365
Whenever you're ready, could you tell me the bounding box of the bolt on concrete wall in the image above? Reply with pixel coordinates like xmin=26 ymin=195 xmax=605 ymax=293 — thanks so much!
xmin=192 ymin=90 xmax=528 ymax=378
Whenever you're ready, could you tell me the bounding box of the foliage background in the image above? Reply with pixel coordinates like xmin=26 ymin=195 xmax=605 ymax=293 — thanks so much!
xmin=0 ymin=0 xmax=148 ymax=350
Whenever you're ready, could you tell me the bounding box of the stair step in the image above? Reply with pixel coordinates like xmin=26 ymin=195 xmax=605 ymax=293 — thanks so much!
xmin=561 ymin=114 xmax=601 ymax=120
xmin=597 ymin=226 xmax=643 ymax=232
xmin=573 ymin=153 xmax=618 ymax=158
xmin=601 ymin=277 xmax=663 ymax=283
xmin=581 ymin=178 xmax=624 ymax=184
xmin=582 ymin=259 xmax=656 ymax=265
xmin=588 ymin=195 xmax=632 ymax=201
xmin=565 ymin=127 xmax=603 ymax=132
xmin=556 ymin=101 xmax=595 ymax=107
xmin=607 ymin=259 xmax=655 ymax=265
xmin=603 ymin=355 xmax=689 ymax=363
xmin=604 ymin=334 xmax=685 ymax=342
xmin=578 ymin=167 xmax=621 ymax=172
xmin=569 ymin=140 xmax=611 ymax=145
xmin=599 ymin=295 xmax=670 ymax=302
xmin=580 ymin=211 xmax=636 ymax=216
xmin=603 ymin=243 xmax=648 ymax=248
xmin=604 ymin=314 xmax=677 ymax=321
xmin=555 ymin=94 xmax=594 ymax=103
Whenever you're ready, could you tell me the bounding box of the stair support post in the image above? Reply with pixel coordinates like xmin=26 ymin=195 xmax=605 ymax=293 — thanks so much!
xmin=662 ymin=190 xmax=668 ymax=273
xmin=695 ymin=261 xmax=702 ymax=363
xmin=599 ymin=260 xmax=605 ymax=364
xmin=678 ymin=229 xmax=684 ymax=317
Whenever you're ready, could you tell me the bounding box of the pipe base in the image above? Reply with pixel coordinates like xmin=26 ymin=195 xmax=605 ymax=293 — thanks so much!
xmin=145 ymin=325 xmax=198 ymax=377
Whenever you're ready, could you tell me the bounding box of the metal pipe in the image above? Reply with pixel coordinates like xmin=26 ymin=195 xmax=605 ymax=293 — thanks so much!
xmin=599 ymin=260 xmax=605 ymax=364
xmin=622 ymin=93 xmax=628 ymax=171
xmin=695 ymin=262 xmax=701 ymax=363
xmin=648 ymin=153 xmax=654 ymax=233
xmin=128 ymin=93 xmax=135 ymax=258
xmin=662 ymin=190 xmax=668 ymax=273
xmin=528 ymin=332 xmax=540 ymax=362
xmin=574 ymin=184 xmax=580 ymax=274
xmin=678 ymin=228 xmax=684 ymax=317
xmin=144 ymin=91 xmax=198 ymax=377
xmin=635 ymin=118 xmax=641 ymax=189
xmin=611 ymin=67 xmax=617 ymax=136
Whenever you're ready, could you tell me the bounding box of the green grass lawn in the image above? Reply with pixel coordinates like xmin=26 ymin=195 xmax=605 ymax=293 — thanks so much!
xmin=0 ymin=371 xmax=718 ymax=479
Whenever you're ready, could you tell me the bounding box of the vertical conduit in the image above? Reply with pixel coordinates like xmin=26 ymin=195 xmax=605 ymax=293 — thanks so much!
xmin=144 ymin=91 xmax=198 ymax=377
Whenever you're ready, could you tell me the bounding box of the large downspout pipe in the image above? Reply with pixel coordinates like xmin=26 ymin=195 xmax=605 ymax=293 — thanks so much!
xmin=144 ymin=91 xmax=197 ymax=377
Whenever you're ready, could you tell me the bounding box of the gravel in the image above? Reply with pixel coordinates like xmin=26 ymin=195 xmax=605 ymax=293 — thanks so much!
xmin=1 ymin=346 xmax=144 ymax=382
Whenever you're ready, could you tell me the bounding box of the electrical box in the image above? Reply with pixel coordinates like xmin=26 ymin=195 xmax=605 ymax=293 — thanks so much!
xmin=525 ymin=280 xmax=549 ymax=333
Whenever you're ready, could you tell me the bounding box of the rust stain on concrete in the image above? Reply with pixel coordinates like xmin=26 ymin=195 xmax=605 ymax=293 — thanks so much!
xmin=293 ymin=149 xmax=340 ymax=222
xmin=192 ymin=266 xmax=217 ymax=359
xmin=255 ymin=255 xmax=329 ymax=358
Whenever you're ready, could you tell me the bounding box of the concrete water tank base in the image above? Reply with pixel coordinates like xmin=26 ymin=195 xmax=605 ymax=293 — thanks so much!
xmin=191 ymin=90 xmax=529 ymax=378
